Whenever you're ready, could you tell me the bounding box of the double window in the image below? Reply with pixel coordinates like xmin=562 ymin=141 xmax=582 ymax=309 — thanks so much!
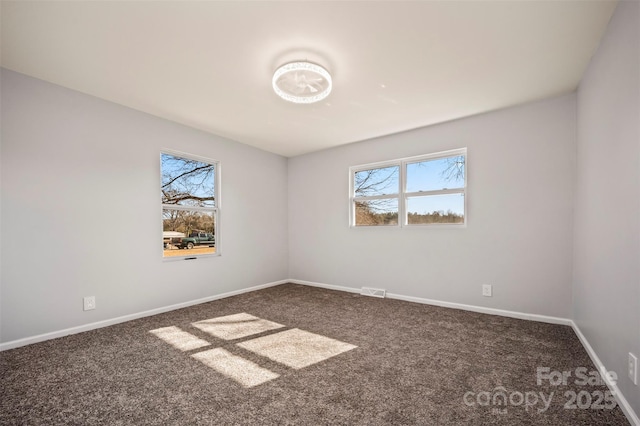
xmin=161 ymin=151 xmax=220 ymax=258
xmin=350 ymin=148 xmax=466 ymax=227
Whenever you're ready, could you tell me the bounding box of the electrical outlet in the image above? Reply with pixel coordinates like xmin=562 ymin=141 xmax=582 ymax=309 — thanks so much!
xmin=482 ymin=284 xmax=492 ymax=297
xmin=629 ymin=353 xmax=638 ymax=385
xmin=83 ymin=296 xmax=96 ymax=311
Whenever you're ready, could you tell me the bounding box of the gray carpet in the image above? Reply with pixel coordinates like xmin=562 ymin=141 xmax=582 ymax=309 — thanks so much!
xmin=0 ymin=283 xmax=630 ymax=425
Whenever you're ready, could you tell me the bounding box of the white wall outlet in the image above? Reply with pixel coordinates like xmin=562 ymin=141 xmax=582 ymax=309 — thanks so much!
xmin=629 ymin=353 xmax=638 ymax=385
xmin=83 ymin=296 xmax=96 ymax=311
xmin=482 ymin=284 xmax=492 ymax=297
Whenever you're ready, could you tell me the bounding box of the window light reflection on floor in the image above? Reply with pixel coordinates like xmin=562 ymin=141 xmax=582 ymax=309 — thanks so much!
xmin=149 ymin=326 xmax=211 ymax=351
xmin=192 ymin=312 xmax=285 ymax=340
xmin=238 ymin=328 xmax=357 ymax=369
xmin=191 ymin=347 xmax=280 ymax=388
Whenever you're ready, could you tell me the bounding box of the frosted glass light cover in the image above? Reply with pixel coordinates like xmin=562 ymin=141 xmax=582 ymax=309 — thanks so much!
xmin=272 ymin=61 xmax=332 ymax=104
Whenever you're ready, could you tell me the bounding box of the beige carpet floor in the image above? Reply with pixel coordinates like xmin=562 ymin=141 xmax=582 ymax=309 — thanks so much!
xmin=0 ymin=283 xmax=630 ymax=425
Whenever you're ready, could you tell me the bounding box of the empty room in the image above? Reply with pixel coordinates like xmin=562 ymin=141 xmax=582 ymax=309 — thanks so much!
xmin=1 ymin=1 xmax=639 ymax=425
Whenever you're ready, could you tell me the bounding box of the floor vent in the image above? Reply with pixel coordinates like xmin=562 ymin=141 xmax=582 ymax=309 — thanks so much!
xmin=360 ymin=287 xmax=386 ymax=298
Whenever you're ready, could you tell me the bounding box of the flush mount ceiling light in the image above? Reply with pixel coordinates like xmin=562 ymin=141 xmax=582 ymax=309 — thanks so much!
xmin=272 ymin=61 xmax=332 ymax=104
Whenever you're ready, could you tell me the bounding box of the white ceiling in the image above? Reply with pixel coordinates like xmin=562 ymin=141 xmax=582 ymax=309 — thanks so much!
xmin=1 ymin=1 xmax=617 ymax=157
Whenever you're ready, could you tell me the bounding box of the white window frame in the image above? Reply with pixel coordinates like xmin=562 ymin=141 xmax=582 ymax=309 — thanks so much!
xmin=350 ymin=148 xmax=467 ymax=227
xmin=161 ymin=149 xmax=221 ymax=260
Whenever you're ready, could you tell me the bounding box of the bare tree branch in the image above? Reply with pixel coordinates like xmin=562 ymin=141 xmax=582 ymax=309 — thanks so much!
xmin=161 ymin=164 xmax=213 ymax=190
xmin=355 ymin=167 xmax=399 ymax=197
xmin=440 ymin=155 xmax=465 ymax=183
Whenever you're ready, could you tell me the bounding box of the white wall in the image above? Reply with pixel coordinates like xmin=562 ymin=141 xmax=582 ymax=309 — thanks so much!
xmin=574 ymin=0 xmax=640 ymax=415
xmin=0 ymin=69 xmax=289 ymax=343
xmin=289 ymin=94 xmax=576 ymax=318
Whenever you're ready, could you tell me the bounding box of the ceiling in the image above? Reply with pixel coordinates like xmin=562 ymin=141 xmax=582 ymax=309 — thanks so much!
xmin=1 ymin=1 xmax=617 ymax=157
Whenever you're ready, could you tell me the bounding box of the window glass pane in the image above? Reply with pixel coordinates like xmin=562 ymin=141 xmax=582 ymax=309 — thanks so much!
xmin=161 ymin=153 xmax=216 ymax=207
xmin=354 ymin=166 xmax=400 ymax=197
xmin=406 ymin=155 xmax=465 ymax=193
xmin=407 ymin=193 xmax=464 ymax=224
xmin=163 ymin=209 xmax=216 ymax=257
xmin=355 ymin=199 xmax=398 ymax=226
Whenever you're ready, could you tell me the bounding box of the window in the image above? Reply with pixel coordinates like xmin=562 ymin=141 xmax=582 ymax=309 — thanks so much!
xmin=353 ymin=165 xmax=400 ymax=226
xmin=161 ymin=151 xmax=220 ymax=258
xmin=350 ymin=148 xmax=466 ymax=227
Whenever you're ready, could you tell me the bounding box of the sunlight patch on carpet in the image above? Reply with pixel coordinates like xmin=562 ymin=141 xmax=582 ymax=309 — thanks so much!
xmin=238 ymin=328 xmax=357 ymax=369
xmin=149 ymin=326 xmax=211 ymax=351
xmin=192 ymin=312 xmax=284 ymax=340
xmin=191 ymin=348 xmax=279 ymax=388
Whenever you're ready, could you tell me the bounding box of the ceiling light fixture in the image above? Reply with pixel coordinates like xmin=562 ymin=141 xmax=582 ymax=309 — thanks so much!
xmin=272 ymin=61 xmax=332 ymax=104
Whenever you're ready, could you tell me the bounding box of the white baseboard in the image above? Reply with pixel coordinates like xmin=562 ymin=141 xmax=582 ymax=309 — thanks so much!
xmin=386 ymin=292 xmax=572 ymax=325
xmin=290 ymin=279 xmax=571 ymax=325
xmin=0 ymin=279 xmax=287 ymax=352
xmin=288 ymin=279 xmax=361 ymax=294
xmin=571 ymin=321 xmax=640 ymax=426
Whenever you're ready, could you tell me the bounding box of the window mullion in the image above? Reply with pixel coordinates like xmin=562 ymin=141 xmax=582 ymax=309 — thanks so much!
xmin=405 ymin=188 xmax=465 ymax=198
xmin=162 ymin=204 xmax=217 ymax=213
xmin=353 ymin=194 xmax=399 ymax=202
